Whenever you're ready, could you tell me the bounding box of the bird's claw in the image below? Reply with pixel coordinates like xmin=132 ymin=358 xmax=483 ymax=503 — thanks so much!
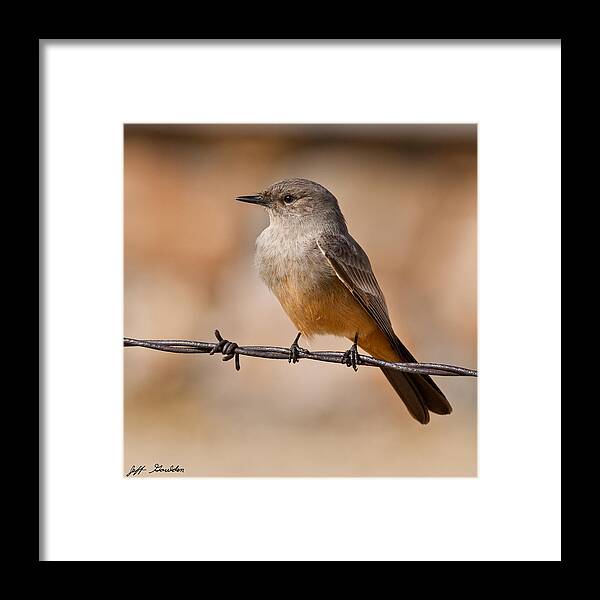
xmin=342 ymin=334 xmax=361 ymax=372
xmin=210 ymin=329 xmax=241 ymax=371
xmin=288 ymin=332 xmax=310 ymax=364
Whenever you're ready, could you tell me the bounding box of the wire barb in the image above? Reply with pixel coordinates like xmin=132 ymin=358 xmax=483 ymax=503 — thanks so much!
xmin=124 ymin=333 xmax=477 ymax=378
xmin=209 ymin=330 xmax=241 ymax=371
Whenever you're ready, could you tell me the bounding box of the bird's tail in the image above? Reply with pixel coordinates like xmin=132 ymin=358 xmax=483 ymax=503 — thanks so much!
xmin=380 ymin=335 xmax=452 ymax=425
xmin=381 ymin=367 xmax=451 ymax=425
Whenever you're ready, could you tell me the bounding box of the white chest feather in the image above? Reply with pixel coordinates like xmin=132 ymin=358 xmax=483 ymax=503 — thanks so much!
xmin=255 ymin=223 xmax=334 ymax=295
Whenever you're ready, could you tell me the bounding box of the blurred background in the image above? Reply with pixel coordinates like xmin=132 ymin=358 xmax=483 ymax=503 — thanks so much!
xmin=124 ymin=124 xmax=477 ymax=476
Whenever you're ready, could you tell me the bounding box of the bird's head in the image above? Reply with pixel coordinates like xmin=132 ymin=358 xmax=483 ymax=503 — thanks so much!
xmin=236 ymin=178 xmax=345 ymax=225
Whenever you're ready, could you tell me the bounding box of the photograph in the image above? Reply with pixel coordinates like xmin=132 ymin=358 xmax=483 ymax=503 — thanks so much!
xmin=124 ymin=124 xmax=478 ymax=477
xmin=42 ymin=40 xmax=560 ymax=561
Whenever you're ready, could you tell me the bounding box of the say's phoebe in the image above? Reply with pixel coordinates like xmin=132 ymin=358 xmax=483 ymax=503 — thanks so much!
xmin=236 ymin=178 xmax=452 ymax=424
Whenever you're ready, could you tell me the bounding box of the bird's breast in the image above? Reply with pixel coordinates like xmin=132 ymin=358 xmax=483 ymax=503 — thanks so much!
xmin=255 ymin=227 xmax=332 ymax=296
xmin=254 ymin=226 xmax=370 ymax=339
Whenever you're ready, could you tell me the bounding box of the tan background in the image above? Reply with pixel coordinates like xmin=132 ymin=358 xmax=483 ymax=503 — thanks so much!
xmin=124 ymin=124 xmax=477 ymax=476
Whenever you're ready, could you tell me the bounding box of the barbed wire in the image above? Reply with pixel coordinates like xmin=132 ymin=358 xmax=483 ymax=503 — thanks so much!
xmin=124 ymin=330 xmax=477 ymax=377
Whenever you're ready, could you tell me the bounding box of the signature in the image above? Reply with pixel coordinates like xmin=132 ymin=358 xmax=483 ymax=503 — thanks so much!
xmin=126 ymin=464 xmax=185 ymax=477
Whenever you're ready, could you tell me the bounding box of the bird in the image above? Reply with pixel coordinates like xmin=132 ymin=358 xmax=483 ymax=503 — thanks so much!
xmin=236 ymin=178 xmax=452 ymax=424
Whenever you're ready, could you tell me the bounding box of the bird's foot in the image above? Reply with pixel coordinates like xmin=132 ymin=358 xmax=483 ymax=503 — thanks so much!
xmin=288 ymin=332 xmax=310 ymax=364
xmin=210 ymin=329 xmax=241 ymax=371
xmin=342 ymin=333 xmax=361 ymax=372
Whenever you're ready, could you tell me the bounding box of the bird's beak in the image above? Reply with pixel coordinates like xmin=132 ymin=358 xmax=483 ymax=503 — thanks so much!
xmin=235 ymin=193 xmax=266 ymax=206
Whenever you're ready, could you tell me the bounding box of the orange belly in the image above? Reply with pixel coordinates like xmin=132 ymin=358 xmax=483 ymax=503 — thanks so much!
xmin=273 ymin=275 xmax=398 ymax=361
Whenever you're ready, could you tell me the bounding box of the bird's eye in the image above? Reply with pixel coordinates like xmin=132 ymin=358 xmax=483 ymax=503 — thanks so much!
xmin=283 ymin=194 xmax=295 ymax=204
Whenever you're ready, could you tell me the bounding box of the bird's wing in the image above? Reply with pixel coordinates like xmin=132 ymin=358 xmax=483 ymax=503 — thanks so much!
xmin=317 ymin=231 xmax=452 ymax=421
xmin=317 ymin=232 xmax=398 ymax=351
